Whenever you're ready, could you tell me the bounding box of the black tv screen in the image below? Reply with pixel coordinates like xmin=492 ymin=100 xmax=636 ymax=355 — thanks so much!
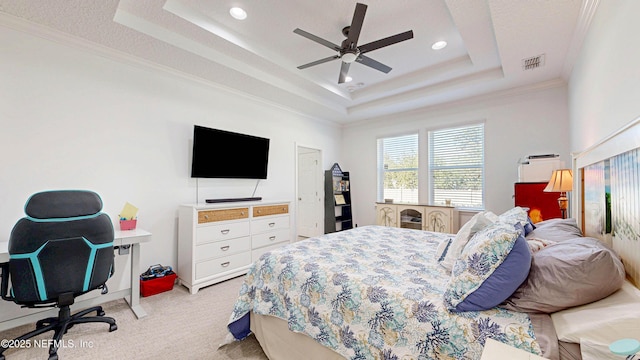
xmin=191 ymin=125 xmax=270 ymax=179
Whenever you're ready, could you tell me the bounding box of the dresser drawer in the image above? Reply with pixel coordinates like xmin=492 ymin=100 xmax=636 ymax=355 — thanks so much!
xmin=196 ymin=221 xmax=250 ymax=245
xmin=195 ymin=236 xmax=251 ymax=262
xmin=195 ymin=252 xmax=252 ymax=280
xmin=252 ymin=229 xmax=289 ymax=249
xmin=251 ymin=215 xmax=289 ymax=234
xmin=198 ymin=208 xmax=249 ymax=224
xmin=253 ymin=204 xmax=289 ymax=217
xmin=252 ymin=242 xmax=287 ymax=262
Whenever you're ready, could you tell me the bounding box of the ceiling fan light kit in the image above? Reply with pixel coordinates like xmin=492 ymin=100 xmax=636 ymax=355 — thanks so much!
xmin=341 ymin=51 xmax=359 ymax=63
xmin=293 ymin=2 xmax=414 ymax=84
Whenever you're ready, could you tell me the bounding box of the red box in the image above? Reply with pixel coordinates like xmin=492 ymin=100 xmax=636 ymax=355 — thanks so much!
xmin=514 ymin=182 xmax=562 ymax=223
xmin=140 ymin=273 xmax=177 ymax=297
xmin=120 ymin=219 xmax=137 ymax=230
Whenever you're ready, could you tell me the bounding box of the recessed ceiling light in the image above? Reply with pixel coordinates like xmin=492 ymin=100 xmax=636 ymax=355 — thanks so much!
xmin=431 ymin=40 xmax=447 ymax=50
xmin=345 ymin=76 xmax=353 ymax=83
xmin=229 ymin=7 xmax=247 ymax=20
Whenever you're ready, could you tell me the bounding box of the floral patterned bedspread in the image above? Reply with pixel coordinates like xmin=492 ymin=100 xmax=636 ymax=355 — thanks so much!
xmin=228 ymin=225 xmax=541 ymax=360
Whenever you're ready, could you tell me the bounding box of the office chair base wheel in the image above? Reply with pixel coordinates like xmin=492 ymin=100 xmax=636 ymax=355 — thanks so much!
xmin=48 ymin=354 xmax=58 ymax=360
xmin=97 ymin=309 xmax=105 ymax=316
xmin=109 ymin=323 xmax=118 ymax=332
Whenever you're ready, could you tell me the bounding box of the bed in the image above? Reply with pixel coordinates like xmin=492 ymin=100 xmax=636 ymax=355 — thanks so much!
xmin=226 ymin=119 xmax=640 ymax=360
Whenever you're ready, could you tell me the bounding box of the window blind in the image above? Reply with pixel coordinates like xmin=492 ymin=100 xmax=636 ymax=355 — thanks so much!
xmin=377 ymin=133 xmax=419 ymax=203
xmin=429 ymin=124 xmax=484 ymax=209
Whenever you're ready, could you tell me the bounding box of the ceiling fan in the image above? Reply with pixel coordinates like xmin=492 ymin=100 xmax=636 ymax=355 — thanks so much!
xmin=293 ymin=3 xmax=414 ymax=84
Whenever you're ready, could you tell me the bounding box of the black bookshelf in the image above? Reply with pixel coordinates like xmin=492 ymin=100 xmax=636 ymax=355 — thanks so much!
xmin=324 ymin=163 xmax=353 ymax=233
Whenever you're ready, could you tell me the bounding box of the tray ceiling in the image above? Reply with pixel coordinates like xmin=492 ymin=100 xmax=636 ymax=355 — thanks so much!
xmin=0 ymin=0 xmax=595 ymax=124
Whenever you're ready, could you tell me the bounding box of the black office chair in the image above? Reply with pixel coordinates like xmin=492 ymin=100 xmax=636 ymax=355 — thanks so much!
xmin=0 ymin=190 xmax=117 ymax=360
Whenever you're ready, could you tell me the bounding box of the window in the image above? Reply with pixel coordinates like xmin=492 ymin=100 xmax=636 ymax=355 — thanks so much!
xmin=429 ymin=124 xmax=484 ymax=209
xmin=377 ymin=133 xmax=418 ymax=203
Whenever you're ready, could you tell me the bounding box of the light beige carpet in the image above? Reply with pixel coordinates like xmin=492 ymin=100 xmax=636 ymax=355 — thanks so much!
xmin=0 ymin=276 xmax=268 ymax=360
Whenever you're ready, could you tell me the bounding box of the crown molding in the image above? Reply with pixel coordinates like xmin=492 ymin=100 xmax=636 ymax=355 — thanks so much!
xmin=562 ymin=0 xmax=600 ymax=80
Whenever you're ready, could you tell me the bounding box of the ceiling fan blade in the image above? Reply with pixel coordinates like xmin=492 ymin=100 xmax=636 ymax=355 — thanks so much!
xmin=338 ymin=62 xmax=351 ymax=84
xmin=356 ymin=55 xmax=392 ymax=73
xmin=358 ymin=30 xmax=414 ymax=54
xmin=346 ymin=3 xmax=367 ymax=48
xmin=293 ymin=28 xmax=341 ymax=51
xmin=297 ymin=55 xmax=340 ymax=70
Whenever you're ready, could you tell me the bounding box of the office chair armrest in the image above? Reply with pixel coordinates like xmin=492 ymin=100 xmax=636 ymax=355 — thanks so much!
xmin=0 ymin=262 xmax=14 ymax=302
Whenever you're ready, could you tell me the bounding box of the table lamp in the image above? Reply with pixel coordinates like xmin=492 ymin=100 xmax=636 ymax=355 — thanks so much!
xmin=543 ymin=169 xmax=573 ymax=219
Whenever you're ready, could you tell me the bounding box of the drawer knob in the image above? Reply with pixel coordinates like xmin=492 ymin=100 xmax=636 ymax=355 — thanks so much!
xmin=221 ymin=229 xmax=230 ymax=234
xmin=220 ymin=245 xmax=230 ymax=251
xmin=269 ymin=236 xmax=276 ymax=241
xmin=268 ymin=222 xmax=275 ymax=227
xmin=221 ymin=262 xmax=230 ymax=267
xmin=204 ymin=215 xmax=209 ymax=219
xmin=257 ymin=210 xmax=261 ymax=213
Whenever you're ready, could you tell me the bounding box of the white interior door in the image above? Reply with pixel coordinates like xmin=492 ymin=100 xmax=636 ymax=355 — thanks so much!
xmin=297 ymin=146 xmax=322 ymax=238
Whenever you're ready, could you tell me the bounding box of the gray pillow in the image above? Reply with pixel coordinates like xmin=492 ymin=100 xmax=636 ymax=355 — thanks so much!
xmin=501 ymin=237 xmax=625 ymax=313
xmin=525 ymin=218 xmax=582 ymax=242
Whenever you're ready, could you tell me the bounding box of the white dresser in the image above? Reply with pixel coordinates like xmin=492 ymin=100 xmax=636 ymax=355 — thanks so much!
xmin=178 ymin=200 xmax=290 ymax=294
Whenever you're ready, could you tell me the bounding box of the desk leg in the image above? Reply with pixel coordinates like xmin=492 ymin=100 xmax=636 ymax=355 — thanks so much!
xmin=125 ymin=243 xmax=148 ymax=318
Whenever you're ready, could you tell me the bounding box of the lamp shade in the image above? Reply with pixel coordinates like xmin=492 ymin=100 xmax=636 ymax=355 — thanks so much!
xmin=544 ymin=169 xmax=573 ymax=192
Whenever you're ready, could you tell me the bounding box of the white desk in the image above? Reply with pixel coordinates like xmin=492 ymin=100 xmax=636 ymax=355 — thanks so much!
xmin=0 ymin=228 xmax=151 ymax=331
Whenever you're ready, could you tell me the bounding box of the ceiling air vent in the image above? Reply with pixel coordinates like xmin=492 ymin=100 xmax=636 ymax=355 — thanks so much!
xmin=522 ymin=54 xmax=545 ymax=71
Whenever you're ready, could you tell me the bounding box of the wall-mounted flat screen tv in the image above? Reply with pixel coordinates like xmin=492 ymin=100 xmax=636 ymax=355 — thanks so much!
xmin=191 ymin=125 xmax=270 ymax=179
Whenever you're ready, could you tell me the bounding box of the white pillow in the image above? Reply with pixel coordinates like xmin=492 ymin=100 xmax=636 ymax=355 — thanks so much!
xmin=484 ymin=211 xmax=499 ymax=223
xmin=438 ymin=211 xmax=495 ymax=271
xmin=551 ymin=280 xmax=640 ymax=344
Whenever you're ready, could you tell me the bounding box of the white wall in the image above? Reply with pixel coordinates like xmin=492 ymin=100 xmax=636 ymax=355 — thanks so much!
xmin=342 ymin=84 xmax=570 ymax=226
xmin=0 ymin=22 xmax=341 ymax=268
xmin=569 ymin=0 xmax=640 ymax=153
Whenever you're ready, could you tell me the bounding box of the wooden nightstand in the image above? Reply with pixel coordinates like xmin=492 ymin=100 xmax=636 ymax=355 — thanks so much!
xmin=481 ymin=339 xmax=546 ymax=359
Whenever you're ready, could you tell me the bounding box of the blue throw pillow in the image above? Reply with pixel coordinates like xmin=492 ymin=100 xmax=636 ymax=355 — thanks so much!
xmin=444 ymin=222 xmax=532 ymax=312
xmin=524 ymin=217 xmax=536 ymax=235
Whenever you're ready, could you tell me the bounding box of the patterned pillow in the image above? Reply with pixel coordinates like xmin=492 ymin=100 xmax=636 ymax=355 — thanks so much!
xmin=526 ymin=237 xmax=556 ymax=253
xmin=444 ymin=222 xmax=531 ymax=312
xmin=498 ymin=207 xmax=534 ymax=234
xmin=438 ymin=211 xmax=495 ymax=271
